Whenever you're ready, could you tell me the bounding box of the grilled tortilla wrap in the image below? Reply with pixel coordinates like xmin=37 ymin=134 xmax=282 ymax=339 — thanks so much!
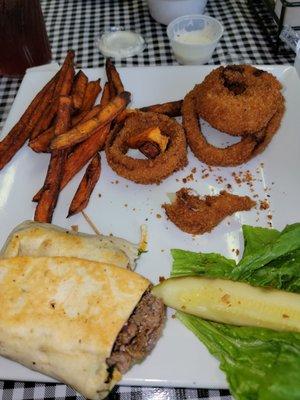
xmin=0 ymin=221 xmax=139 ymax=270
xmin=0 ymin=256 xmax=159 ymax=399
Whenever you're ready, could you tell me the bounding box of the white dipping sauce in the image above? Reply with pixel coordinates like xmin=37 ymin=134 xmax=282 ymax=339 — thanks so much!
xmin=171 ymin=27 xmax=219 ymax=64
xmin=98 ymin=30 xmax=145 ymax=58
xmin=175 ymin=30 xmax=214 ymax=45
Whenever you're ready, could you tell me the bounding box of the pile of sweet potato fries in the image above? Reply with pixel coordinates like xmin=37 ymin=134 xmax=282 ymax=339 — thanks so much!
xmin=0 ymin=51 xmax=131 ymax=222
xmin=0 ymin=50 xmax=182 ymax=223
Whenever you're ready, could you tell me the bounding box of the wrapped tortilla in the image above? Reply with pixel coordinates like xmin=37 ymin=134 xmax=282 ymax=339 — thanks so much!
xmin=0 ymin=220 xmax=140 ymax=270
xmin=0 ymin=256 xmax=165 ymax=399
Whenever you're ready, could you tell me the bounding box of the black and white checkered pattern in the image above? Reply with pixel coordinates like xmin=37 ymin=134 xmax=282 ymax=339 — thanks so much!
xmin=0 ymin=381 xmax=232 ymax=400
xmin=0 ymin=0 xmax=295 ymax=129
xmin=0 ymin=0 xmax=294 ymax=399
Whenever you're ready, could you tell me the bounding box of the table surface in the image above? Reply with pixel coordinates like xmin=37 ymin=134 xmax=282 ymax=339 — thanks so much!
xmin=0 ymin=0 xmax=295 ymax=399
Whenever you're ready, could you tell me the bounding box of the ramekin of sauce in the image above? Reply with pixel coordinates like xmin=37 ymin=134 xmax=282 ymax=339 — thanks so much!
xmin=167 ymin=15 xmax=224 ymax=64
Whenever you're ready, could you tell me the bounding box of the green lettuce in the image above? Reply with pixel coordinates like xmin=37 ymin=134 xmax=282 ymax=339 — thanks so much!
xmin=171 ymin=223 xmax=300 ymax=400
xmin=177 ymin=312 xmax=300 ymax=400
xmin=170 ymin=249 xmax=235 ymax=279
xmin=171 ymin=224 xmax=300 ymax=293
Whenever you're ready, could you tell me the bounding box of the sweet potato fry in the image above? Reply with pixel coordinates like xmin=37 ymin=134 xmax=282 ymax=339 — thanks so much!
xmin=54 ymin=50 xmax=75 ymax=95
xmin=71 ymin=104 xmax=102 ymax=126
xmin=106 ymin=58 xmax=124 ymax=94
xmin=30 ymin=50 xmax=75 ymax=139
xmin=50 ymin=91 xmax=131 ymax=151
xmin=30 ymin=102 xmax=57 ymax=140
xmin=59 ymin=53 xmax=75 ymax=96
xmin=0 ymin=71 xmax=59 ymax=170
xmin=57 ymin=84 xmax=112 ymax=189
xmin=54 ymin=97 xmax=72 ymax=134
xmin=29 ymin=127 xmax=55 ymax=153
xmin=32 ymin=122 xmax=110 ymax=201
xmin=139 ymin=142 xmax=161 ymax=159
xmin=32 ymin=186 xmax=43 ymax=203
xmin=140 ymin=100 xmax=183 ymax=117
xmin=71 ymin=70 xmax=88 ymax=110
xmin=100 ymin=82 xmax=110 ymax=107
xmin=34 ymin=96 xmax=72 ymax=223
xmin=67 ymin=153 xmax=101 ymax=217
xmin=127 ymin=126 xmax=169 ymax=152
xmin=29 ymin=104 xmax=103 ymax=153
xmin=105 ymin=59 xmax=117 ymax=100
xmin=60 ymin=124 xmax=110 ymax=190
xmin=80 ymin=79 xmax=101 ymax=111
xmin=115 ymin=108 xmax=138 ymax=124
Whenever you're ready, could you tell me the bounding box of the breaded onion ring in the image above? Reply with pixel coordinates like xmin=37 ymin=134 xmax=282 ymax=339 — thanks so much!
xmin=105 ymin=112 xmax=187 ymax=184
xmin=253 ymin=94 xmax=285 ymax=156
xmin=182 ymin=89 xmax=284 ymax=167
xmin=195 ymin=65 xmax=282 ymax=136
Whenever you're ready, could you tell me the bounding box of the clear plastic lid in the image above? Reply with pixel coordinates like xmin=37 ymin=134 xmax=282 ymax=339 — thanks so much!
xmin=280 ymin=25 xmax=300 ymax=77
xmin=280 ymin=25 xmax=300 ymax=53
xmin=96 ymin=27 xmax=146 ymax=59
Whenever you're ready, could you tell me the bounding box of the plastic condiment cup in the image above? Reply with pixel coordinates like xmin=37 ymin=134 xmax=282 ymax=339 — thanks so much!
xmin=147 ymin=0 xmax=208 ymax=25
xmin=167 ymin=15 xmax=224 ymax=65
xmin=96 ymin=27 xmax=146 ymax=59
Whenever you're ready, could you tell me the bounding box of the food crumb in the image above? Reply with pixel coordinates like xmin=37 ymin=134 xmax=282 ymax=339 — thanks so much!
xmin=182 ymin=172 xmax=194 ymax=183
xmin=71 ymin=225 xmax=78 ymax=232
xmin=156 ymin=213 xmax=162 ymax=219
xmin=232 ymin=172 xmax=242 ymax=185
xmin=259 ymin=200 xmax=270 ymax=210
xmin=215 ymin=176 xmax=225 ymax=184
xmin=159 ymin=276 xmax=165 ymax=283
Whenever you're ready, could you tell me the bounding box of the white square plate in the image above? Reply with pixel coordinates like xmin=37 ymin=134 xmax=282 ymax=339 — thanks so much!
xmin=0 ymin=65 xmax=299 ymax=388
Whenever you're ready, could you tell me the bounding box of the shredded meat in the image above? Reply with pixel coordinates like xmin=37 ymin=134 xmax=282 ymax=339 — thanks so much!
xmin=106 ymin=289 xmax=165 ymax=373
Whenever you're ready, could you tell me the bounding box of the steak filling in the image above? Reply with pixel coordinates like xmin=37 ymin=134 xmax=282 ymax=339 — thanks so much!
xmin=106 ymin=288 xmax=165 ymax=373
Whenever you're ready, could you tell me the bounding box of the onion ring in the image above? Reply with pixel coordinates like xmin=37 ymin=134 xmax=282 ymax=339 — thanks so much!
xmin=195 ymin=65 xmax=282 ymax=136
xmin=105 ymin=112 xmax=187 ymax=184
xmin=182 ymin=88 xmax=284 ymax=167
xmin=253 ymin=94 xmax=285 ymax=156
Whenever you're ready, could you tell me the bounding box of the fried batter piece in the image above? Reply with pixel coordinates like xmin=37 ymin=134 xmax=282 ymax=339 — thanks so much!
xmin=195 ymin=65 xmax=283 ymax=136
xmin=162 ymin=188 xmax=256 ymax=235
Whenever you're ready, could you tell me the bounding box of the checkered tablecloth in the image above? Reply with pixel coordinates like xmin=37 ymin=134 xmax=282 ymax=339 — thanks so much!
xmin=0 ymin=0 xmax=295 ymax=399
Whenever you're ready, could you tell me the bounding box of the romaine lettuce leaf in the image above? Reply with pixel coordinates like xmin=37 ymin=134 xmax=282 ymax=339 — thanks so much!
xmin=177 ymin=312 xmax=300 ymax=400
xmin=232 ymin=223 xmax=300 ymax=284
xmin=170 ymin=249 xmax=235 ymax=278
xmin=171 ymin=223 xmax=300 ymax=400
xmin=242 ymin=225 xmax=280 ymax=258
xmin=171 ymin=224 xmax=300 ymax=293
